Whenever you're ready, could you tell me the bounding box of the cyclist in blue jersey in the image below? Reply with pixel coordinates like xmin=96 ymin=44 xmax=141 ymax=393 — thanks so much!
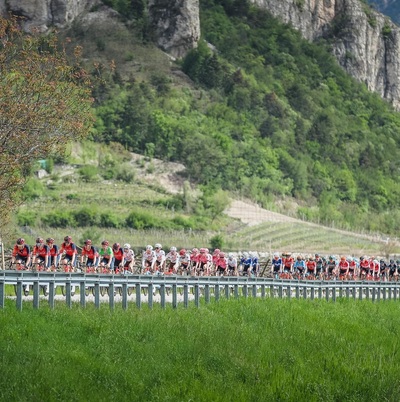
xmin=271 ymin=252 xmax=283 ymax=278
xmin=293 ymin=255 xmax=306 ymax=279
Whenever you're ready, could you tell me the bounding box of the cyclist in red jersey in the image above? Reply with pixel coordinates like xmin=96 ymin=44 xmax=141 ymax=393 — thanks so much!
xmin=338 ymin=256 xmax=349 ymax=279
xmin=112 ymin=243 xmax=124 ymax=273
xmin=212 ymin=249 xmax=220 ymax=271
xmin=31 ymin=237 xmax=50 ymax=270
xmin=46 ymin=238 xmax=59 ymax=269
xmin=59 ymin=235 xmax=77 ymax=270
xmin=195 ymin=247 xmax=210 ymax=276
xmin=11 ymin=238 xmax=31 ymax=268
xmin=190 ymin=248 xmax=200 ymax=275
xmin=359 ymin=256 xmax=370 ymax=279
xmin=215 ymin=252 xmax=227 ymax=276
xmin=306 ymin=255 xmax=317 ymax=278
xmin=80 ymin=239 xmax=99 ymax=272
xmin=282 ymin=252 xmax=294 ymax=276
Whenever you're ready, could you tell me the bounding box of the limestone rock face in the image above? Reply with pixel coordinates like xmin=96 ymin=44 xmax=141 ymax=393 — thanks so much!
xmin=250 ymin=0 xmax=400 ymax=109
xmin=148 ymin=0 xmax=200 ymax=58
xmin=3 ymin=0 xmax=95 ymax=32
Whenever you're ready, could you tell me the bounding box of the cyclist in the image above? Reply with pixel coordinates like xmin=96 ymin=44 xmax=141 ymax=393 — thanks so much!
xmin=371 ymin=258 xmax=380 ymax=280
xmin=31 ymin=238 xmax=50 ymax=270
xmin=282 ymin=252 xmax=294 ymax=276
xmin=348 ymin=257 xmax=357 ymax=279
xmin=98 ymin=240 xmax=113 ymax=271
xmin=293 ymin=255 xmax=306 ymax=279
xmin=195 ymin=247 xmax=210 ymax=276
xmin=315 ymin=253 xmax=324 ymax=279
xmin=215 ymin=252 xmax=227 ymax=276
xmin=359 ymin=256 xmax=370 ymax=279
xmin=142 ymin=245 xmax=156 ymax=274
xmin=325 ymin=256 xmax=337 ymax=279
xmin=11 ymin=238 xmax=31 ymax=269
xmin=122 ymin=243 xmax=135 ymax=273
xmin=46 ymin=238 xmax=59 ymax=269
xmin=338 ymin=256 xmax=349 ymax=280
xmin=153 ymin=243 xmax=166 ymax=274
xmin=388 ymin=259 xmax=398 ymax=281
xmin=380 ymin=259 xmax=388 ymax=281
xmin=177 ymin=248 xmax=190 ymax=275
xmin=240 ymin=252 xmax=252 ymax=276
xmin=250 ymin=251 xmax=259 ymax=277
xmin=59 ymin=235 xmax=77 ymax=271
xmin=190 ymin=248 xmax=200 ymax=275
xmin=212 ymin=249 xmax=220 ymax=271
xmin=227 ymin=253 xmax=238 ymax=276
xmin=271 ymin=252 xmax=283 ymax=278
xmin=80 ymin=239 xmax=99 ymax=272
xmin=165 ymin=246 xmax=179 ymax=274
xmin=112 ymin=243 xmax=124 ymax=273
xmin=306 ymin=255 xmax=317 ymax=279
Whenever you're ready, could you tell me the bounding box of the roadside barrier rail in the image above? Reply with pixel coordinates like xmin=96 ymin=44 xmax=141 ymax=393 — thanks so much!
xmin=0 ymin=270 xmax=399 ymax=311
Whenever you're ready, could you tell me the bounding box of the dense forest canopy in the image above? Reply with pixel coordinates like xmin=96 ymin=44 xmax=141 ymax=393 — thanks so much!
xmin=76 ymin=0 xmax=400 ymax=234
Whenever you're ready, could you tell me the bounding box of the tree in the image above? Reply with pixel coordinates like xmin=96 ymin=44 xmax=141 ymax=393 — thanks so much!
xmin=0 ymin=16 xmax=93 ymax=229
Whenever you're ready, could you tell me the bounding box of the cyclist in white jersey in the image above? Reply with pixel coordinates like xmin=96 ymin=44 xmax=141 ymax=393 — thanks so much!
xmin=153 ymin=243 xmax=166 ymax=274
xmin=142 ymin=245 xmax=156 ymax=274
xmin=122 ymin=243 xmax=135 ymax=273
xmin=165 ymin=246 xmax=179 ymax=274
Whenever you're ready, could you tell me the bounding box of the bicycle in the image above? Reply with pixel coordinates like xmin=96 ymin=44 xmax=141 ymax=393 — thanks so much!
xmin=59 ymin=260 xmax=76 ymax=297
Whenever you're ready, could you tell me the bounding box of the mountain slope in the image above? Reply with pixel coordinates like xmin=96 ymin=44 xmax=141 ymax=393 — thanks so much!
xmin=368 ymin=0 xmax=400 ymax=24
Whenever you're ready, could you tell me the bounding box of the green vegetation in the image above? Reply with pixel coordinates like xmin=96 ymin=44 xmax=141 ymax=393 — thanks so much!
xmin=1 ymin=298 xmax=400 ymax=400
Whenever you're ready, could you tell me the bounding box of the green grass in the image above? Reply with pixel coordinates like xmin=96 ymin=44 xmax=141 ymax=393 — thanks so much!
xmin=1 ymin=298 xmax=400 ymax=401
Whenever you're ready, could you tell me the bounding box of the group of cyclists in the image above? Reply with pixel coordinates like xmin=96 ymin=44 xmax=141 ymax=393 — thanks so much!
xmin=270 ymin=252 xmax=400 ymax=281
xmin=10 ymin=236 xmax=400 ymax=281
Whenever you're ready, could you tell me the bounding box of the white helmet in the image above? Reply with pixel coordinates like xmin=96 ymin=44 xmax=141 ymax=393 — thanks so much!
xmin=146 ymin=245 xmax=153 ymax=250
xmin=124 ymin=243 xmax=131 ymax=249
xmin=273 ymin=252 xmax=280 ymax=258
xmin=170 ymin=246 xmax=177 ymax=252
xmin=228 ymin=253 xmax=234 ymax=259
xmin=155 ymin=243 xmax=162 ymax=249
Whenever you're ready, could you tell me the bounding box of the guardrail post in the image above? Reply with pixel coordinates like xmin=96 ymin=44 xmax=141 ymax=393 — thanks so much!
xmin=286 ymin=284 xmax=291 ymax=300
xmin=94 ymin=283 xmax=100 ymax=309
xmin=243 ymin=283 xmax=248 ymax=298
xmin=394 ymin=285 xmax=398 ymax=301
xmin=252 ymin=284 xmax=257 ymax=298
xmin=33 ymin=281 xmax=40 ymax=309
xmin=261 ymin=284 xmax=266 ymax=299
xmin=278 ymin=283 xmax=283 ymax=298
xmin=122 ymin=283 xmax=128 ymax=310
xmin=234 ymin=284 xmax=239 ymax=299
xmin=109 ymin=283 xmax=115 ymax=311
xmin=160 ymin=284 xmax=166 ymax=309
xmin=80 ymin=281 xmax=86 ymax=308
xmin=65 ymin=280 xmax=72 ymax=308
xmin=372 ymin=286 xmax=376 ymax=302
xmin=382 ymin=284 xmax=387 ymax=301
xmin=194 ymin=284 xmax=200 ymax=308
xmin=353 ymin=284 xmax=357 ymax=300
xmin=318 ymin=284 xmax=322 ymax=299
xmin=215 ymin=284 xmax=220 ymax=302
xmin=225 ymin=284 xmax=230 ymax=299
xmin=172 ymin=284 xmax=177 ymax=309
xmin=0 ymin=281 xmax=4 ymax=308
xmin=136 ymin=284 xmax=141 ymax=309
xmin=310 ymin=285 xmax=315 ymax=300
xmin=295 ymin=284 xmax=300 ymax=299
xmin=147 ymin=283 xmax=153 ymax=309
xmin=205 ymin=284 xmax=210 ymax=304
xmin=49 ymin=282 xmax=55 ymax=309
xmin=302 ymin=284 xmax=307 ymax=300
xmin=345 ymin=284 xmax=350 ymax=299
xmin=183 ymin=284 xmax=189 ymax=308
xmin=339 ymin=284 xmax=343 ymax=299
xmin=16 ymin=280 xmax=23 ymax=311
xmin=332 ymin=285 xmax=336 ymax=302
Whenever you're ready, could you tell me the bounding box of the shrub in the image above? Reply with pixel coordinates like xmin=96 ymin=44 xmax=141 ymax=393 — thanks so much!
xmin=72 ymin=207 xmax=100 ymax=227
xmin=125 ymin=210 xmax=156 ymax=229
xmin=99 ymin=212 xmax=122 ymax=228
xmin=16 ymin=211 xmax=37 ymax=227
xmin=210 ymin=234 xmax=224 ymax=250
xmin=78 ymin=165 xmax=99 ymax=182
xmin=42 ymin=211 xmax=75 ymax=227
xmin=23 ymin=178 xmax=45 ymax=200
xmin=116 ymin=164 xmax=135 ymax=183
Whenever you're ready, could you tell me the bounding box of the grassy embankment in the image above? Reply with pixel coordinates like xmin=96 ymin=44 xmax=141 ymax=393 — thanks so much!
xmin=1 ymin=298 xmax=400 ymax=401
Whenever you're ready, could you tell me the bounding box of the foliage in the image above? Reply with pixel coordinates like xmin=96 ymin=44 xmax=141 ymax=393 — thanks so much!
xmin=0 ymin=16 xmax=93 ymax=230
xmin=210 ymin=234 xmax=224 ymax=249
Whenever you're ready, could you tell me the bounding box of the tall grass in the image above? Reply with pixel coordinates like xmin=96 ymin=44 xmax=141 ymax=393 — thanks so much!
xmin=1 ymin=298 xmax=400 ymax=401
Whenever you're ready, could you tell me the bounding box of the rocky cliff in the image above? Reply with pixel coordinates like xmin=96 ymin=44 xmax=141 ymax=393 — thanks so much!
xmin=1 ymin=0 xmax=199 ymax=58
xmin=250 ymin=0 xmax=400 ymax=109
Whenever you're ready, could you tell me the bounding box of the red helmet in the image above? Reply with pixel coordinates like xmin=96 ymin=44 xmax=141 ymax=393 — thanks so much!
xmin=46 ymin=238 xmax=55 ymax=244
xmin=179 ymin=249 xmax=186 ymax=256
xmin=199 ymin=248 xmax=206 ymax=253
xmin=84 ymin=239 xmax=92 ymax=245
xmin=213 ymin=249 xmax=220 ymax=254
xmin=16 ymin=238 xmax=25 ymax=245
xmin=64 ymin=235 xmax=72 ymax=242
xmin=101 ymin=240 xmax=109 ymax=246
xmin=219 ymin=252 xmax=225 ymax=258
xmin=192 ymin=248 xmax=198 ymax=253
xmin=113 ymin=243 xmax=120 ymax=250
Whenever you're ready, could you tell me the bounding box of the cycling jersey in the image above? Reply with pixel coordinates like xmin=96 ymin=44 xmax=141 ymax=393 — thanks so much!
xmin=113 ymin=247 xmax=124 ymax=261
xmin=60 ymin=242 xmax=77 ymax=257
xmin=216 ymin=257 xmax=227 ymax=269
xmin=294 ymin=260 xmax=306 ymax=271
xmin=165 ymin=252 xmax=179 ymax=264
xmin=123 ymin=249 xmax=135 ymax=262
xmin=82 ymin=246 xmax=98 ymax=260
xmin=99 ymin=246 xmax=113 ymax=259
xmin=12 ymin=244 xmax=30 ymax=258
xmin=306 ymin=260 xmax=316 ymax=271
xmin=33 ymin=245 xmax=50 ymax=259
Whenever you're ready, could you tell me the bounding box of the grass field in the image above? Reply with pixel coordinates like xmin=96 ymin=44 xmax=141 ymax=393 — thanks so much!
xmin=1 ymin=298 xmax=399 ymax=401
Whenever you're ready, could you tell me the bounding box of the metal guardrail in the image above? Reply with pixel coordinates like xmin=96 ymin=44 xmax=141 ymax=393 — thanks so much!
xmin=0 ymin=270 xmax=400 ymax=311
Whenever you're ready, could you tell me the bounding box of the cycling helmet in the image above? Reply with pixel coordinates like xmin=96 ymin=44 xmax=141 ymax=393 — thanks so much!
xmin=192 ymin=248 xmax=198 ymax=253
xmin=179 ymin=249 xmax=186 ymax=256
xmin=348 ymin=257 xmax=353 ymax=262
xmin=213 ymin=249 xmax=220 ymax=254
xmin=340 ymin=256 xmax=346 ymax=261
xmin=205 ymin=248 xmax=209 ymax=253
xmin=329 ymin=255 xmax=334 ymax=260
xmin=199 ymin=247 xmax=206 ymax=253
xmin=315 ymin=253 xmax=320 ymax=257
xmin=113 ymin=243 xmax=120 ymax=250
xmin=228 ymin=253 xmax=234 ymax=258
xmin=124 ymin=243 xmax=131 ymax=249
xmin=170 ymin=246 xmax=177 ymax=252
xmin=297 ymin=255 xmax=302 ymax=260
xmin=390 ymin=259 xmax=394 ymax=264
xmin=155 ymin=243 xmax=162 ymax=249
xmin=243 ymin=252 xmax=249 ymax=258
xmin=219 ymin=252 xmax=225 ymax=258
xmin=146 ymin=245 xmax=153 ymax=251
xmin=46 ymin=238 xmax=55 ymax=244
xmin=64 ymin=235 xmax=72 ymax=242
xmin=273 ymin=252 xmax=279 ymax=258
xmin=286 ymin=252 xmax=292 ymax=256
xmin=16 ymin=238 xmax=25 ymax=245
xmin=36 ymin=237 xmax=44 ymax=244
xmin=84 ymin=239 xmax=92 ymax=245
xmin=101 ymin=240 xmax=109 ymax=246
xmin=360 ymin=256 xmax=365 ymax=260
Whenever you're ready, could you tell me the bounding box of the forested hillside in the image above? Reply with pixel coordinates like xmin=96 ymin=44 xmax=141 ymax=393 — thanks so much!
xmin=368 ymin=0 xmax=400 ymax=24
xmin=69 ymin=0 xmax=400 ymax=236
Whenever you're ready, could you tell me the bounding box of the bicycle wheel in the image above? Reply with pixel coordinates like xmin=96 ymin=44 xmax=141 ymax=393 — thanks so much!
xmin=61 ymin=286 xmax=66 ymax=296
xmin=141 ymin=286 xmax=148 ymax=296
xmin=100 ymin=287 xmax=107 ymax=297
